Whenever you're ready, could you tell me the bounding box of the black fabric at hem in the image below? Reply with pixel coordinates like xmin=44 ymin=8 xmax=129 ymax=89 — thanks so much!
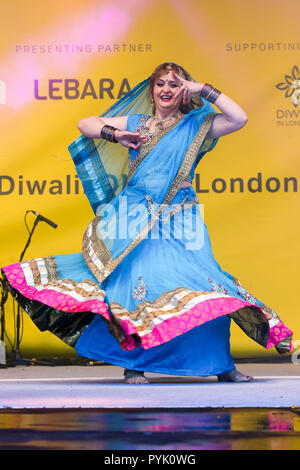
xmin=1 ymin=271 xmax=95 ymax=347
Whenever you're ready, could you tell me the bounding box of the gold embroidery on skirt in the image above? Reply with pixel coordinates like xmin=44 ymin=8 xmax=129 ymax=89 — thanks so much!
xmin=41 ymin=278 xmax=105 ymax=300
xmin=25 ymin=256 xmax=58 ymax=286
xmin=109 ymin=285 xmax=282 ymax=352
xmin=110 ymin=288 xmax=224 ymax=332
xmin=23 ymin=256 xmax=105 ymax=300
xmin=28 ymin=260 xmax=42 ymax=285
xmin=44 ymin=256 xmax=59 ymax=283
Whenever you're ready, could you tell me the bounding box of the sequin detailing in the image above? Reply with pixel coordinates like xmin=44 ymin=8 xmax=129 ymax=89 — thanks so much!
xmin=232 ymin=276 xmax=280 ymax=323
xmin=208 ymin=278 xmax=229 ymax=295
xmin=236 ymin=284 xmax=259 ymax=304
xmin=145 ymin=193 xmax=197 ymax=222
xmin=132 ymin=276 xmax=147 ymax=302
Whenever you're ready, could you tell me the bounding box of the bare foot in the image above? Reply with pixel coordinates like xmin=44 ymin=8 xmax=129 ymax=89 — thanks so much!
xmin=124 ymin=375 xmax=150 ymax=384
xmin=123 ymin=370 xmax=150 ymax=384
xmin=217 ymin=369 xmax=253 ymax=382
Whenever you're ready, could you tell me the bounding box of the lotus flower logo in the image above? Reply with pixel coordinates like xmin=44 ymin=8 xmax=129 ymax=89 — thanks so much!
xmin=276 ymin=65 xmax=300 ymax=107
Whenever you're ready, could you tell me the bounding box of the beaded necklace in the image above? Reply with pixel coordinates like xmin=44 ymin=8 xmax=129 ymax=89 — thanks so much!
xmin=127 ymin=111 xmax=184 ymax=181
xmin=143 ymin=110 xmax=183 ymax=140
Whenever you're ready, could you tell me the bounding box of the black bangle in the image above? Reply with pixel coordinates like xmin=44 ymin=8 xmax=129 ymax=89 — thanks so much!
xmin=200 ymin=83 xmax=221 ymax=103
xmin=101 ymin=125 xmax=118 ymax=143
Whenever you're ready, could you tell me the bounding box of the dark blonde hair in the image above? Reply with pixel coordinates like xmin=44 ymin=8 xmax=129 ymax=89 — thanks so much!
xmin=148 ymin=62 xmax=202 ymax=115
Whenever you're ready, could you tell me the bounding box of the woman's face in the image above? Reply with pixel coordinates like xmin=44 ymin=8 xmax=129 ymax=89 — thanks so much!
xmin=152 ymin=71 xmax=182 ymax=115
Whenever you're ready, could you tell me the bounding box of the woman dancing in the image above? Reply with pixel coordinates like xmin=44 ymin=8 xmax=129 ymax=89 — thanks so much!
xmin=1 ymin=62 xmax=293 ymax=384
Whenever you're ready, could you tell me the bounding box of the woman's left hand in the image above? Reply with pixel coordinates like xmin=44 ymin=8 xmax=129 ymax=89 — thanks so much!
xmin=171 ymin=71 xmax=204 ymax=105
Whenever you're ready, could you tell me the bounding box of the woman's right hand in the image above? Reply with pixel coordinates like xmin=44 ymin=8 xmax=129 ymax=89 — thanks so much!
xmin=114 ymin=130 xmax=148 ymax=150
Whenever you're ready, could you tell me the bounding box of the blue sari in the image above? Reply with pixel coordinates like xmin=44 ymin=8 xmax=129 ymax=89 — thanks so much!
xmin=1 ymin=74 xmax=293 ymax=376
xmin=73 ymin=107 xmax=236 ymax=375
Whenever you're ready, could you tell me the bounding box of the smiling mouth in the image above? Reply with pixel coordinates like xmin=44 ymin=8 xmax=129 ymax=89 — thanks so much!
xmin=160 ymin=95 xmax=173 ymax=102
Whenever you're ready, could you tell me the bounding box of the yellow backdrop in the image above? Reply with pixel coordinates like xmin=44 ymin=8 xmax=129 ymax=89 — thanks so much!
xmin=0 ymin=0 xmax=299 ymax=360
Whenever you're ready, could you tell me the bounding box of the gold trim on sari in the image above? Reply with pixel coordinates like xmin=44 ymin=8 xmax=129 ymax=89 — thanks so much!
xmin=163 ymin=113 xmax=215 ymax=205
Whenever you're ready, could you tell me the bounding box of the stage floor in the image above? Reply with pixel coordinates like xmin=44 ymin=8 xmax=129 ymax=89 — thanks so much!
xmin=0 ymin=363 xmax=299 ymax=409
xmin=1 ymin=363 xmax=300 ymax=450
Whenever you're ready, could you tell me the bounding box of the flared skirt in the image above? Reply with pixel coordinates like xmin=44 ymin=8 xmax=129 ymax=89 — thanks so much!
xmin=1 ymin=202 xmax=293 ymax=376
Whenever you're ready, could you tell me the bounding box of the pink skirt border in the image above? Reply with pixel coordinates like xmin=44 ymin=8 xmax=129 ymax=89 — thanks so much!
xmin=2 ymin=263 xmax=294 ymax=353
